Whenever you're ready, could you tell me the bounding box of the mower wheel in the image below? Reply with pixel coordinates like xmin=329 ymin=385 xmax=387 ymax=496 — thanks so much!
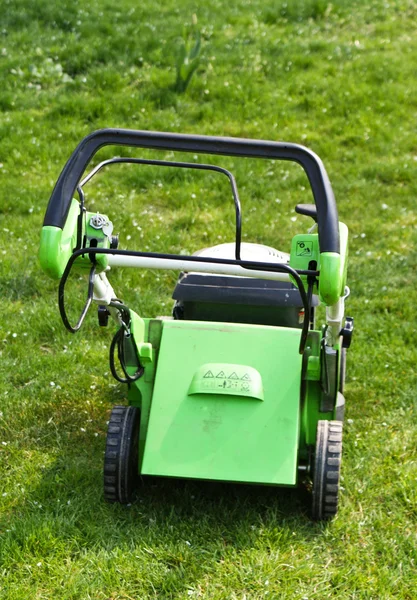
xmin=103 ymin=405 xmax=140 ymax=504
xmin=312 ymin=420 xmax=343 ymax=521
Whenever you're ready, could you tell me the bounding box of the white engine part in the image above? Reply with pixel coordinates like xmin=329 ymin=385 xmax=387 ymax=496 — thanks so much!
xmin=194 ymin=242 xmax=289 ymax=264
xmin=106 ymin=241 xmax=292 ymax=283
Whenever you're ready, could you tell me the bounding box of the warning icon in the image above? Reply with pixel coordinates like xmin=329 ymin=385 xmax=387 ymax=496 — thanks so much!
xmin=216 ymin=371 xmax=226 ymax=378
xmin=296 ymin=241 xmax=313 ymax=257
xmin=241 ymin=373 xmax=251 ymax=381
xmin=203 ymin=371 xmax=214 ymax=379
xmin=228 ymin=372 xmax=239 ymax=380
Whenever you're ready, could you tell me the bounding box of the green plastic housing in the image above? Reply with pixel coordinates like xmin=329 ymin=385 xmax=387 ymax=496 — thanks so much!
xmin=39 ymin=199 xmax=110 ymax=279
xmin=126 ymin=313 xmax=342 ymax=482
xmin=289 ymin=222 xmax=348 ymax=306
xmin=137 ymin=320 xmax=303 ymax=486
xmin=39 ymin=199 xmax=80 ymax=279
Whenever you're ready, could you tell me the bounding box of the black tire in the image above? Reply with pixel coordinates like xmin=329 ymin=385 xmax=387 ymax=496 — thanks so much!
xmin=104 ymin=405 xmax=140 ymax=504
xmin=312 ymin=420 xmax=343 ymax=521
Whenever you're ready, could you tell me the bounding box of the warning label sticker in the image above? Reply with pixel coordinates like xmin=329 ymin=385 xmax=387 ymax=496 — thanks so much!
xmin=296 ymin=241 xmax=313 ymax=257
xmin=189 ymin=364 xmax=264 ymax=401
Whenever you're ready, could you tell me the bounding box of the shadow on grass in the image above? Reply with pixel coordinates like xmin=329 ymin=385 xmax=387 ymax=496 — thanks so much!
xmin=133 ymin=474 xmax=313 ymax=525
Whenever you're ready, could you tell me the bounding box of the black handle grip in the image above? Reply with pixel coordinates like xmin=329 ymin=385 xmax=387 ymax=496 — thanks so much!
xmin=43 ymin=128 xmax=339 ymax=254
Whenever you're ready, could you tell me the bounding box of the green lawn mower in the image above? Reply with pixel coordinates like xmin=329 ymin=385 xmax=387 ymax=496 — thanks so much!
xmin=39 ymin=129 xmax=353 ymax=520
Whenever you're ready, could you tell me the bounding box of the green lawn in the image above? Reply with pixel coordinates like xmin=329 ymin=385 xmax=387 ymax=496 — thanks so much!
xmin=1 ymin=0 xmax=416 ymax=598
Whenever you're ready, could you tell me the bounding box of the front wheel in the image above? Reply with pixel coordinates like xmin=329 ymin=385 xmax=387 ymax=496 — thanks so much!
xmin=103 ymin=405 xmax=140 ymax=504
xmin=312 ymin=420 xmax=343 ymax=521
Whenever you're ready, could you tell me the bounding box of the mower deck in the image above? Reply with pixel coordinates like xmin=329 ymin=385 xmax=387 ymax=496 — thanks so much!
xmin=141 ymin=320 xmax=302 ymax=485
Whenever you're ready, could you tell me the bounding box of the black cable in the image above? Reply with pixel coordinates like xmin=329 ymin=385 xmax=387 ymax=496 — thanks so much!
xmin=109 ymin=324 xmax=144 ymax=384
xmin=109 ymin=328 xmax=129 ymax=383
xmin=299 ymin=292 xmax=311 ymax=356
xmin=320 ymin=333 xmax=329 ymax=395
xmin=306 ymin=278 xmax=315 ymax=330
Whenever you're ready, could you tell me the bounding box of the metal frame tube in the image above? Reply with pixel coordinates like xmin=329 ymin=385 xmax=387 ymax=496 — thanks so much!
xmin=106 ymin=254 xmax=291 ymax=281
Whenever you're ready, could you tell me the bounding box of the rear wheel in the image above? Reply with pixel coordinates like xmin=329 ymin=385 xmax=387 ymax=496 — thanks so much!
xmin=104 ymin=405 xmax=140 ymax=504
xmin=312 ymin=420 xmax=343 ymax=520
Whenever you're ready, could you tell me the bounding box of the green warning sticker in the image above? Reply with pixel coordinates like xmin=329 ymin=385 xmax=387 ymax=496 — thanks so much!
xmin=296 ymin=241 xmax=313 ymax=257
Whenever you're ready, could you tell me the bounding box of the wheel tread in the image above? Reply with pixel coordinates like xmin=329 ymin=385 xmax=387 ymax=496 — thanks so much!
xmin=312 ymin=420 xmax=343 ymax=521
xmin=103 ymin=405 xmax=140 ymax=504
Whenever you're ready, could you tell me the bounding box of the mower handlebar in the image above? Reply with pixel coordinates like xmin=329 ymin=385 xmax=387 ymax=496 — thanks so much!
xmin=43 ymin=128 xmax=340 ymax=254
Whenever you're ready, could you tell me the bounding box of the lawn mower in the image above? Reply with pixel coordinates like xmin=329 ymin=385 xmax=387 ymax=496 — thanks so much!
xmin=39 ymin=129 xmax=353 ymax=520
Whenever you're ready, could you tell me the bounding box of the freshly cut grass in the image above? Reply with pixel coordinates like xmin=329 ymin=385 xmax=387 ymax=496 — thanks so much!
xmin=1 ymin=0 xmax=416 ymax=598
